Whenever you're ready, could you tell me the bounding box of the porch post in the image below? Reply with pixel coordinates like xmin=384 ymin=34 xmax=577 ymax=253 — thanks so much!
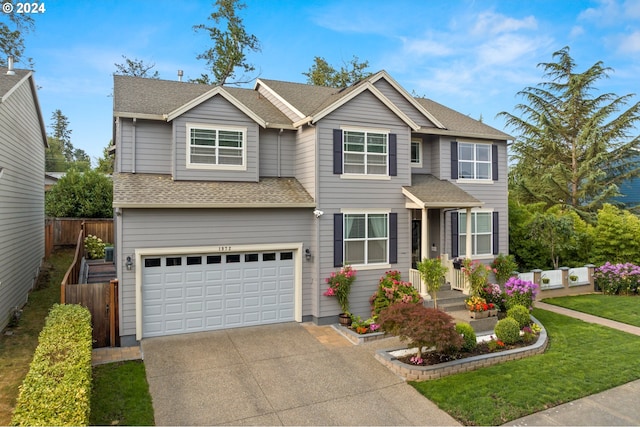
xmin=465 ymin=207 xmax=472 ymax=258
xmin=421 ymin=208 xmax=428 ymax=261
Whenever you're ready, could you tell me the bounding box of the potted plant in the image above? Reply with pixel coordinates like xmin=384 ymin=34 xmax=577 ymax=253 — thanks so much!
xmin=569 ymin=274 xmax=578 ymax=282
xmin=465 ymin=295 xmax=493 ymax=318
xmin=542 ymin=276 xmax=550 ymax=284
xmin=417 ymin=257 xmax=448 ymax=309
xmin=323 ymin=265 xmax=356 ymax=325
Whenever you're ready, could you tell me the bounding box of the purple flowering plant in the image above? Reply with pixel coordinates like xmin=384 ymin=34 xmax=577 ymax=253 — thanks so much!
xmin=594 ymin=262 xmax=640 ymax=295
xmin=503 ymin=277 xmax=538 ymax=310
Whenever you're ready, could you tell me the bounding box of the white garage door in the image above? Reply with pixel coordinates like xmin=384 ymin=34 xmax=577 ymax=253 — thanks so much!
xmin=142 ymin=250 xmax=295 ymax=338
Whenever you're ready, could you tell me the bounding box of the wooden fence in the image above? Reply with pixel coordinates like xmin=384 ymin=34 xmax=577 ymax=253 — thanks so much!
xmin=45 ymin=218 xmax=113 ymax=257
xmin=60 ymin=227 xmax=119 ymax=347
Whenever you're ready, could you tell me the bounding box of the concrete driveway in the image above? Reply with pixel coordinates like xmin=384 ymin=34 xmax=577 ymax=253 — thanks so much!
xmin=141 ymin=322 xmax=460 ymax=426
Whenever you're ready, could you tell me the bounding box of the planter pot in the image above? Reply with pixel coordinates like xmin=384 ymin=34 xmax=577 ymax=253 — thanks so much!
xmin=469 ymin=310 xmax=489 ymax=319
xmin=488 ymin=309 xmax=498 ymax=317
xmin=338 ymin=313 xmax=352 ymax=327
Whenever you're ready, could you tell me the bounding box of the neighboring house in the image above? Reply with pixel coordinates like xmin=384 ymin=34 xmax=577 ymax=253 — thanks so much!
xmin=45 ymin=171 xmax=65 ymax=191
xmin=112 ymin=71 xmax=511 ymax=345
xmin=0 ymin=65 xmax=47 ymax=331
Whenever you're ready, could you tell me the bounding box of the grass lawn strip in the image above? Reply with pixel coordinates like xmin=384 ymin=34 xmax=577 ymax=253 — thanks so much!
xmin=543 ymin=294 xmax=640 ymax=327
xmin=411 ymin=308 xmax=640 ymax=426
xmin=90 ymin=360 xmax=155 ymax=426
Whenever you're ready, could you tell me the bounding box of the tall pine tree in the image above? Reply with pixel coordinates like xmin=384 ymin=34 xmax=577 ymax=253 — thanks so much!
xmin=500 ymin=47 xmax=640 ymax=216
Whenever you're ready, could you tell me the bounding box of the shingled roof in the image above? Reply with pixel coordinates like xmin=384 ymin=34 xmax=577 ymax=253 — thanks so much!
xmin=113 ymin=173 xmax=315 ymax=208
xmin=403 ymin=174 xmax=482 ymax=208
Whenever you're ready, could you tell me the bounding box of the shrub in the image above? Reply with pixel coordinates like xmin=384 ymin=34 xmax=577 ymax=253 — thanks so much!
xmin=84 ymin=234 xmax=106 ymax=260
xmin=417 ymin=257 xmax=448 ymax=308
xmin=12 ymin=304 xmax=92 ymax=426
xmin=494 ymin=317 xmax=521 ymax=345
xmin=491 ymin=253 xmax=518 ymax=285
xmin=462 ymin=258 xmax=492 ymax=295
xmin=594 ymin=262 xmax=640 ymax=295
xmin=504 ymin=277 xmax=538 ymax=310
xmin=455 ymin=322 xmax=477 ymax=352
xmin=370 ymin=270 xmax=422 ymax=317
xmin=378 ymin=303 xmax=462 ymax=358
xmin=507 ymin=304 xmax=531 ymax=328
xmin=323 ymin=265 xmax=356 ymax=313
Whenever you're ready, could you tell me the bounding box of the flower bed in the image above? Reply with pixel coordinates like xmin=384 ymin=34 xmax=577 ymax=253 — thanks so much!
xmin=332 ymin=324 xmax=388 ymax=345
xmin=375 ymin=316 xmax=547 ymax=381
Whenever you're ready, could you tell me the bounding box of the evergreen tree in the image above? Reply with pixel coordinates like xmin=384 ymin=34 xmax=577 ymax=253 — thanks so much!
xmin=303 ymin=56 xmax=371 ymax=88
xmin=500 ymin=46 xmax=640 ymax=216
xmin=192 ymin=0 xmax=260 ymax=86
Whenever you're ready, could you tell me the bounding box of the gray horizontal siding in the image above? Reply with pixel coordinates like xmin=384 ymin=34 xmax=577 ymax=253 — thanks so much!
xmin=294 ymin=126 xmax=316 ymax=199
xmin=118 ymin=119 xmax=172 ymax=174
xmin=0 ymin=78 xmax=45 ymax=330
xmin=117 ymin=208 xmax=314 ymax=337
xmin=373 ymin=78 xmax=437 ymax=128
xmin=314 ymin=90 xmax=413 ymax=320
xmin=258 ymin=128 xmax=296 ymax=177
xmin=173 ymin=96 xmax=259 ymax=182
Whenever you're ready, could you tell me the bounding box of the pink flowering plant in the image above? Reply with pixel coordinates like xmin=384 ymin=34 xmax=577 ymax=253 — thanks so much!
xmin=503 ymin=277 xmax=539 ymax=310
xmin=323 ymin=265 xmax=356 ymax=313
xmin=370 ymin=270 xmax=423 ymax=317
xmin=479 ymin=283 xmax=506 ymax=311
xmin=594 ymin=262 xmax=640 ymax=295
xmin=490 ymin=253 xmax=518 ymax=285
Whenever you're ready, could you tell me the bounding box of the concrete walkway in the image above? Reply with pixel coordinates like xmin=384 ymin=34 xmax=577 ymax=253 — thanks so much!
xmin=92 ymin=302 xmax=640 ymax=426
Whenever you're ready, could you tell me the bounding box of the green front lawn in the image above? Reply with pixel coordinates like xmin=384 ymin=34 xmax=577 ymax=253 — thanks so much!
xmin=411 ymin=308 xmax=640 ymax=425
xmin=90 ymin=361 xmax=154 ymax=426
xmin=543 ymin=294 xmax=640 ymax=327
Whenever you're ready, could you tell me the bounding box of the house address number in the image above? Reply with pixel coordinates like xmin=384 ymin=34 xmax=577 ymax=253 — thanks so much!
xmin=218 ymin=246 xmax=232 ymax=252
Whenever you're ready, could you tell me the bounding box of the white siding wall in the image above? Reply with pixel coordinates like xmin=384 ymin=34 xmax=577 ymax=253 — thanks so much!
xmin=172 ymin=96 xmax=259 ymax=182
xmin=0 ymin=78 xmax=45 ymax=330
xmin=314 ymin=90 xmax=413 ymax=320
xmin=118 ymin=208 xmax=313 ymax=338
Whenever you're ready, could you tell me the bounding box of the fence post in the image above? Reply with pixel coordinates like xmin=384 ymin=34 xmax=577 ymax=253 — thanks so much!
xmin=560 ymin=266 xmax=570 ymax=289
xmin=585 ymin=264 xmax=596 ymax=291
xmin=531 ymin=269 xmax=542 ymax=288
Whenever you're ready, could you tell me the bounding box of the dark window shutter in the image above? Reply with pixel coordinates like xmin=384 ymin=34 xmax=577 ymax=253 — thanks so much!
xmin=333 ymin=129 xmax=343 ymax=175
xmin=389 ymin=213 xmax=397 ymax=263
xmin=451 ymin=211 xmax=459 ymax=257
xmin=492 ymin=144 xmax=499 ymax=181
xmin=493 ymin=211 xmax=499 ymax=255
xmin=389 ymin=134 xmax=397 ymax=176
xmin=334 ymin=213 xmax=343 ymax=267
xmin=451 ymin=141 xmax=458 ymax=180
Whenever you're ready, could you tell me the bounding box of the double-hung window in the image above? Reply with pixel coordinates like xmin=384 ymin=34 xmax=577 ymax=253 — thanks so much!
xmin=343 ymin=130 xmax=388 ymax=175
xmin=458 ymin=211 xmax=493 ymax=256
xmin=458 ymin=142 xmax=491 ymax=180
xmin=187 ymin=124 xmax=246 ymax=169
xmin=344 ymin=213 xmax=388 ymax=265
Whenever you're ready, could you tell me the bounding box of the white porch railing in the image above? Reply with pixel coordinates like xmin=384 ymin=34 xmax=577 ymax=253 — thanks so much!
xmin=409 ymin=268 xmax=427 ymax=297
xmin=441 ymin=253 xmax=471 ymax=294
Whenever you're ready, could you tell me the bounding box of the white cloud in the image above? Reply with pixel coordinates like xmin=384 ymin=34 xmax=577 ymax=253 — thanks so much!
xmin=570 ymin=25 xmax=585 ymax=38
xmin=618 ymin=30 xmax=640 ymax=52
xmin=471 ymin=12 xmax=538 ymax=36
xmin=400 ymin=36 xmax=453 ymax=56
xmin=623 ymin=0 xmax=640 ymax=18
xmin=476 ymin=34 xmax=544 ymax=67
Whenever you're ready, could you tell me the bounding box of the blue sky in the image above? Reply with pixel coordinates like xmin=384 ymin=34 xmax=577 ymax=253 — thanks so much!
xmin=13 ymin=0 xmax=640 ymax=165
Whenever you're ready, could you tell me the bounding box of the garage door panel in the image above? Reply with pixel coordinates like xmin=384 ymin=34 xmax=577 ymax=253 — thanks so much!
xmin=142 ymin=250 xmax=296 ymax=338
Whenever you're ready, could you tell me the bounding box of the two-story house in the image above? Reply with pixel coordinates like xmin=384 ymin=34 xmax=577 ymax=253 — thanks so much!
xmin=112 ymin=71 xmax=511 ymax=345
xmin=0 ymin=64 xmax=47 ymax=331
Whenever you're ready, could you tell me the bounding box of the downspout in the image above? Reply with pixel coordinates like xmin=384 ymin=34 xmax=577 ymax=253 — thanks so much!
xmin=278 ymin=128 xmax=283 ymax=177
xmin=132 ymin=118 xmax=137 ymax=174
xmin=312 ymin=123 xmax=320 ymax=321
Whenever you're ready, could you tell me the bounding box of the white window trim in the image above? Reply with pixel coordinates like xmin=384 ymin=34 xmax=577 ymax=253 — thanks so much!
xmin=342 ymin=210 xmax=390 ymax=267
xmin=339 ymin=126 xmax=390 ymax=178
xmin=185 ymin=123 xmax=247 ymax=171
xmin=457 ymin=141 xmax=492 ymax=182
xmin=411 ymin=138 xmax=422 ymax=167
xmin=458 ymin=209 xmax=494 ymax=258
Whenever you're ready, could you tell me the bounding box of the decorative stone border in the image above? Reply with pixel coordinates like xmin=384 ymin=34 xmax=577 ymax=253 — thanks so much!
xmin=375 ymin=315 xmax=548 ymax=381
xmin=331 ymin=324 xmax=389 ymax=345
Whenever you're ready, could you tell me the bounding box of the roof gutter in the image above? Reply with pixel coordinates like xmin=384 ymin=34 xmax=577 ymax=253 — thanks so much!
xmin=293 ymin=116 xmax=313 ymax=128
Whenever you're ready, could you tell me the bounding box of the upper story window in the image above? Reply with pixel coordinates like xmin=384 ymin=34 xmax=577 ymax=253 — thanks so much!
xmin=186 ymin=123 xmax=246 ymax=170
xmin=458 ymin=142 xmax=491 ymax=180
xmin=411 ymin=138 xmax=422 ymax=166
xmin=343 ymin=130 xmax=388 ymax=175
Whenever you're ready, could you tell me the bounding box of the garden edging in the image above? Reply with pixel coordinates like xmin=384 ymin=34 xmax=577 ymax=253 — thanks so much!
xmin=375 ymin=315 xmax=548 ymax=381
xmin=331 ymin=324 xmax=388 ymax=345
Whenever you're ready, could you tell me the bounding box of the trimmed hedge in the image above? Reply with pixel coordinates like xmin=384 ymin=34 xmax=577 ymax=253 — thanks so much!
xmin=11 ymin=304 xmax=93 ymax=426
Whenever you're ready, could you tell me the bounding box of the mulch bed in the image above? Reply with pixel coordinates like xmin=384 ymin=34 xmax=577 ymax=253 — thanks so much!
xmin=396 ymin=336 xmax=539 ymax=366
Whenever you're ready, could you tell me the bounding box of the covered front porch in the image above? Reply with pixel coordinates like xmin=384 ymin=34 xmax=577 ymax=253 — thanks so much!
xmin=402 ymin=174 xmax=483 ymax=297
